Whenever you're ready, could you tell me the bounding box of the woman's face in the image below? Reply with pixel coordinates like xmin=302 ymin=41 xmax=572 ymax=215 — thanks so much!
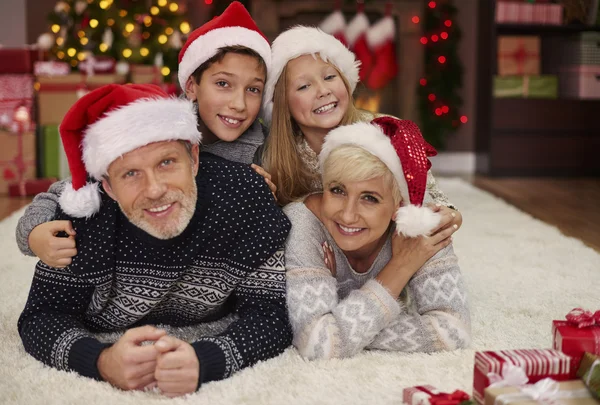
xmin=285 ymin=55 xmax=349 ymax=136
xmin=321 ymin=176 xmax=398 ymax=256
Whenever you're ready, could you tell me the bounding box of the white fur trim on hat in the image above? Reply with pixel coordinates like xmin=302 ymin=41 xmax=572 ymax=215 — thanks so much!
xmin=177 ymin=26 xmax=271 ymax=89
xmin=320 ymin=122 xmax=440 ymax=237
xmin=59 ymin=182 xmax=102 ymax=218
xmin=366 ymin=16 xmax=395 ymax=48
xmin=262 ymin=26 xmax=360 ymax=124
xmin=319 ymin=10 xmax=346 ymax=35
xmin=395 ymin=205 xmax=441 ymax=238
xmin=83 ymin=97 xmax=200 ymax=180
xmin=345 ymin=12 xmax=369 ymax=47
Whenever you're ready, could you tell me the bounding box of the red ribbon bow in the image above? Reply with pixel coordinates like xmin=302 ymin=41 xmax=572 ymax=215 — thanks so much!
xmin=566 ymin=308 xmax=600 ymax=328
xmin=416 ymin=386 xmax=471 ymax=405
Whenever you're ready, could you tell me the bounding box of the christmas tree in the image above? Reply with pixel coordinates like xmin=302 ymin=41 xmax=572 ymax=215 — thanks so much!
xmin=43 ymin=0 xmax=191 ymax=82
xmin=416 ymin=0 xmax=466 ymax=150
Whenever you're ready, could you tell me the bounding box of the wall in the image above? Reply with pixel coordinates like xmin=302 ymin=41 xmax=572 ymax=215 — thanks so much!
xmin=0 ymin=0 xmax=27 ymax=47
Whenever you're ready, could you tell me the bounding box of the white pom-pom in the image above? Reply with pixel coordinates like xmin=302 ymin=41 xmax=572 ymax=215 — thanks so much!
xmin=37 ymin=33 xmax=55 ymax=50
xmin=115 ymin=61 xmax=130 ymax=76
xmin=59 ymin=182 xmax=102 ymax=218
xmin=394 ymin=204 xmax=441 ymax=238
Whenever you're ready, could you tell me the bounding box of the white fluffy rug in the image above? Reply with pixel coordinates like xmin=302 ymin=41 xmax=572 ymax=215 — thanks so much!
xmin=1 ymin=178 xmax=599 ymax=405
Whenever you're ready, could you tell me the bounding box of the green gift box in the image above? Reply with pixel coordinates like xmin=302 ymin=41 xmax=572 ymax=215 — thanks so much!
xmin=493 ymin=75 xmax=558 ymax=99
xmin=577 ymin=352 xmax=600 ymax=399
xmin=41 ymin=125 xmax=69 ymax=179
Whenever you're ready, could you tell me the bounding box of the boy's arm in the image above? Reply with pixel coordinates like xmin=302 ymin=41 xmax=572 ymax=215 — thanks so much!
xmin=15 ymin=179 xmax=67 ymax=255
xmin=190 ymin=248 xmax=292 ymax=386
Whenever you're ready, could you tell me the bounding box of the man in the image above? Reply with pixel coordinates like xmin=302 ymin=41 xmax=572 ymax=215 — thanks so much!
xmin=18 ymin=84 xmax=291 ymax=397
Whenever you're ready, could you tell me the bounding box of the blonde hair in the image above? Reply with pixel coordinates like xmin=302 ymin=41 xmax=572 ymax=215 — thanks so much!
xmin=262 ymin=57 xmax=362 ymax=205
xmin=322 ymin=144 xmax=402 ymax=206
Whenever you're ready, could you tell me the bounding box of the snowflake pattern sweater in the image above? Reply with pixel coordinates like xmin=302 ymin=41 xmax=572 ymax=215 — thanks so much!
xmin=283 ymin=202 xmax=471 ymax=360
xmin=18 ymin=159 xmax=292 ymax=385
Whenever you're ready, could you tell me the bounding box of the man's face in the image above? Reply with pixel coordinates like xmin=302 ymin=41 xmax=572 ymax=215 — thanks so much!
xmin=102 ymin=141 xmax=199 ymax=239
xmin=185 ymin=52 xmax=266 ymax=144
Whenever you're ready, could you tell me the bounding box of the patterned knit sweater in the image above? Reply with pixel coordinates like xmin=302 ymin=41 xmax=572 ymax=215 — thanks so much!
xmin=283 ymin=202 xmax=471 ymax=360
xmin=18 ymin=159 xmax=292 ymax=385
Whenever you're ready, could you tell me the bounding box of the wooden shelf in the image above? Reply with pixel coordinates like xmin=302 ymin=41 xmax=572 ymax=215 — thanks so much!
xmin=496 ymin=24 xmax=600 ymax=35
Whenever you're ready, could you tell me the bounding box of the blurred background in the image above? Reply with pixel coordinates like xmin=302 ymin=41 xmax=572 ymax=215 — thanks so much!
xmin=0 ymin=0 xmax=599 ymax=250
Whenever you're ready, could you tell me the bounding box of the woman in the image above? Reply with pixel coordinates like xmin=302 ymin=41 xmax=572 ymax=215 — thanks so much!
xmin=283 ymin=117 xmax=471 ymax=359
xmin=262 ymin=26 xmax=459 ymax=228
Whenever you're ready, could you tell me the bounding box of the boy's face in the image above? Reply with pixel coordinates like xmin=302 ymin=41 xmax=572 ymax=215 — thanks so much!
xmin=185 ymin=53 xmax=266 ymax=144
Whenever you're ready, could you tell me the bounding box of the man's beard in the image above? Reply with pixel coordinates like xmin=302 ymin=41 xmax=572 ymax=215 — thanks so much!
xmin=120 ymin=180 xmax=198 ymax=240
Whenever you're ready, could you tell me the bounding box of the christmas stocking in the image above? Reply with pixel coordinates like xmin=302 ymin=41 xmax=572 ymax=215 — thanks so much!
xmin=319 ymin=10 xmax=348 ymax=47
xmin=346 ymin=12 xmax=372 ymax=83
xmin=366 ymin=15 xmax=398 ymax=90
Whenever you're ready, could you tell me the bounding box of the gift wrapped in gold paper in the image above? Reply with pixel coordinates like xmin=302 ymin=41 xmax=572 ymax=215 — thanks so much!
xmin=484 ymin=380 xmax=599 ymax=405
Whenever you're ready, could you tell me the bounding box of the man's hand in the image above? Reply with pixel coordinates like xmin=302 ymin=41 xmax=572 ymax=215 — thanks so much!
xmin=153 ymin=335 xmax=200 ymax=397
xmin=29 ymin=220 xmax=77 ymax=268
xmin=97 ymin=325 xmax=166 ymax=391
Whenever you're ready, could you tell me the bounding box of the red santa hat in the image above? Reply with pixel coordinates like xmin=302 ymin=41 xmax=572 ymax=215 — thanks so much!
xmin=319 ymin=117 xmax=441 ymax=237
xmin=58 ymin=83 xmax=201 ymax=218
xmin=262 ymin=26 xmax=360 ymax=124
xmin=177 ymin=1 xmax=271 ymax=89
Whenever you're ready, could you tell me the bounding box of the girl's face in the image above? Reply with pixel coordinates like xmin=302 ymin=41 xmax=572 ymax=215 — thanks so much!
xmin=285 ymin=55 xmax=349 ymax=136
xmin=185 ymin=52 xmax=266 ymax=144
xmin=321 ymin=176 xmax=398 ymax=257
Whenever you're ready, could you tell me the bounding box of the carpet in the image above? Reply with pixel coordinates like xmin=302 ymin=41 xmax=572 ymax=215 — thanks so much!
xmin=1 ymin=178 xmax=599 ymax=405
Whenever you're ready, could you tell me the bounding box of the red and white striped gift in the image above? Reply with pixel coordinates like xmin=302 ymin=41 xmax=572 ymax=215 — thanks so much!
xmin=473 ymin=349 xmax=572 ymax=405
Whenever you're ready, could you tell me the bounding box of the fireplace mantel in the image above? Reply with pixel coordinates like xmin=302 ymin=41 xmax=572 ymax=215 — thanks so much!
xmin=251 ymin=0 xmax=424 ymax=121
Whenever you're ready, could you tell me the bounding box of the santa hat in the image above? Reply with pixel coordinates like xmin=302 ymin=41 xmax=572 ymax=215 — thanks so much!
xmin=58 ymin=83 xmax=201 ymax=219
xmin=177 ymin=1 xmax=271 ymax=89
xmin=262 ymin=26 xmax=360 ymax=124
xmin=319 ymin=116 xmax=441 ymax=237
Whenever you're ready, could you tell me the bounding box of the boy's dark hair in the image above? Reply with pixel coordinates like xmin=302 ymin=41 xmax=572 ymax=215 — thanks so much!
xmin=191 ymin=46 xmax=267 ymax=84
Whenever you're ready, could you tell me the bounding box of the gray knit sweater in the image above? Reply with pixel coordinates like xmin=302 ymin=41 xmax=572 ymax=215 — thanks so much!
xmin=15 ymin=122 xmax=266 ymax=256
xmin=283 ymin=201 xmax=471 ymax=360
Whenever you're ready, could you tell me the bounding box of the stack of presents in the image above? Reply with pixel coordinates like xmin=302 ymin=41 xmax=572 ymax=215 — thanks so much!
xmin=403 ymin=308 xmax=600 ymax=405
xmin=0 ymin=47 xmax=165 ymax=196
xmin=494 ymin=0 xmax=600 ymax=100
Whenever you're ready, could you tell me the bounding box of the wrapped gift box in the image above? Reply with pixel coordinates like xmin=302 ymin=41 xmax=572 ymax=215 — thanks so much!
xmin=484 ymin=380 xmax=597 ymax=405
xmin=493 ymin=75 xmax=558 ymax=98
xmin=559 ymin=65 xmax=600 ymax=99
xmin=37 ymin=73 xmax=126 ymax=125
xmin=498 ymin=36 xmax=541 ymax=76
xmin=403 ymin=385 xmax=472 ymax=405
xmin=496 ymin=2 xmax=563 ymax=25
xmin=130 ymin=64 xmax=163 ymax=84
xmin=40 ymin=125 xmax=69 ymax=179
xmin=34 ymin=61 xmax=71 ymax=77
xmin=0 ymin=74 xmax=35 ymax=134
xmin=473 ymin=349 xmax=573 ymax=405
xmin=578 ymin=353 xmax=600 ymax=398
xmin=553 ymin=317 xmax=600 ymax=372
xmin=0 ymin=48 xmax=43 ymax=74
xmin=0 ymin=130 xmax=36 ymax=195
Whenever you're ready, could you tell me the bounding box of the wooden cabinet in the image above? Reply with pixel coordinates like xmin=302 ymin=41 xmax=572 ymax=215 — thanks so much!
xmin=475 ymin=1 xmax=600 ymax=176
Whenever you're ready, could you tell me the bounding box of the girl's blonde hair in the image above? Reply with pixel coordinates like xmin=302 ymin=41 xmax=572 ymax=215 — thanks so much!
xmin=322 ymin=144 xmax=402 ymax=206
xmin=262 ymin=57 xmax=362 ymax=205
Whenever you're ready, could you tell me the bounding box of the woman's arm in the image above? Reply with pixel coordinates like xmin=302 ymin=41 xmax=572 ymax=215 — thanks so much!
xmin=368 ymin=245 xmax=471 ymax=352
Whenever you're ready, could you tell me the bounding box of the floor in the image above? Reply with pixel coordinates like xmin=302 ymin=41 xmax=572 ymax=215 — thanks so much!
xmin=1 ymin=177 xmax=600 ymax=252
